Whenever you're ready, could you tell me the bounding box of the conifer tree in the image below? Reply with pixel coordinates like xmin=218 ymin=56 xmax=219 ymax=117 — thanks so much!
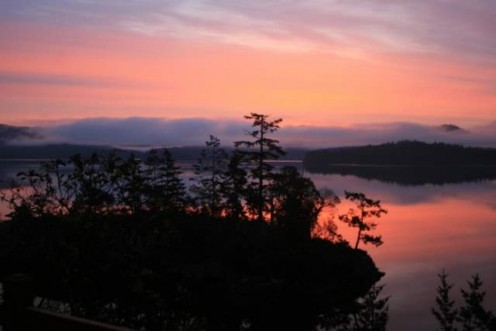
xmin=222 ymin=149 xmax=247 ymax=221
xmin=354 ymin=284 xmax=390 ymax=331
xmin=144 ymin=149 xmax=186 ymax=214
xmin=115 ymin=154 xmax=146 ymax=214
xmin=432 ymin=270 xmax=458 ymax=331
xmin=234 ymin=113 xmax=285 ymax=221
xmin=190 ymin=135 xmax=228 ymax=217
xmin=432 ymin=271 xmax=496 ymax=331
xmin=459 ymin=274 xmax=495 ymax=331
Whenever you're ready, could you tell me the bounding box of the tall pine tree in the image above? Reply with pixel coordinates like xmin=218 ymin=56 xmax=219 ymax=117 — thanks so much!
xmin=234 ymin=113 xmax=285 ymax=221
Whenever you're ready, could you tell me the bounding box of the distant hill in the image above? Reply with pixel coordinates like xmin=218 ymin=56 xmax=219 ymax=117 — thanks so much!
xmin=0 ymin=144 xmax=308 ymax=161
xmin=0 ymin=144 xmax=117 ymax=160
xmin=163 ymin=146 xmax=307 ymax=161
xmin=438 ymin=124 xmax=465 ymax=133
xmin=0 ymin=124 xmax=40 ymax=144
xmin=303 ymin=141 xmax=496 ymax=185
xmin=304 ymin=140 xmax=496 ymax=167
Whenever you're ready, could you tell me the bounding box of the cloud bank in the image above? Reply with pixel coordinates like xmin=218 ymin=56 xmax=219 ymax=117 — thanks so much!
xmin=24 ymin=117 xmax=496 ymax=149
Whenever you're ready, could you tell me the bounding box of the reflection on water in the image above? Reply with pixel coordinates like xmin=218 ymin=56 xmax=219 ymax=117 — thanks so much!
xmin=306 ymin=164 xmax=496 ymax=186
xmin=1 ymin=161 xmax=495 ymax=330
xmin=309 ymin=173 xmax=496 ymax=331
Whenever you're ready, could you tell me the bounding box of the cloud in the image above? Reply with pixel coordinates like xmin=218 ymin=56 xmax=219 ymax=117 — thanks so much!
xmin=42 ymin=117 xmax=246 ymax=146
xmin=27 ymin=117 xmax=496 ymax=149
xmin=3 ymin=1 xmax=496 ymax=62
xmin=0 ymin=71 xmax=139 ymax=88
xmin=475 ymin=121 xmax=496 ymax=135
xmin=278 ymin=122 xmax=496 ymax=148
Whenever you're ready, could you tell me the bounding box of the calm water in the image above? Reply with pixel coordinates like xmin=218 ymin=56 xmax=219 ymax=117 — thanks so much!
xmin=1 ymin=160 xmax=495 ymax=330
xmin=308 ymin=173 xmax=496 ymax=330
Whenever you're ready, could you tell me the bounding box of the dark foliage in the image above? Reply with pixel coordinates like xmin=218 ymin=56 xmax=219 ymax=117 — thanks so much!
xmin=190 ymin=135 xmax=229 ymax=217
xmin=0 ymin=114 xmax=388 ymax=330
xmin=338 ymin=192 xmax=387 ymax=250
xmin=0 ymin=212 xmax=383 ymax=330
xmin=459 ymin=274 xmax=496 ymax=331
xmin=144 ymin=149 xmax=187 ymax=214
xmin=352 ymin=284 xmax=389 ymax=331
xmin=432 ymin=270 xmax=458 ymax=331
xmin=221 ymin=149 xmax=248 ymax=221
xmin=270 ymin=166 xmax=326 ymax=241
xmin=235 ymin=113 xmax=285 ymax=221
xmin=432 ymin=271 xmax=496 ymax=331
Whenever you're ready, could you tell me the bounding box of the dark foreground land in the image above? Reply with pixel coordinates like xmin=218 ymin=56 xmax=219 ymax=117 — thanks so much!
xmin=0 ymin=212 xmax=381 ymax=330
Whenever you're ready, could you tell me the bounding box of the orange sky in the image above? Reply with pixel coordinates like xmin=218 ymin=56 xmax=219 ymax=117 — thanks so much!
xmin=1 ymin=2 xmax=496 ymax=127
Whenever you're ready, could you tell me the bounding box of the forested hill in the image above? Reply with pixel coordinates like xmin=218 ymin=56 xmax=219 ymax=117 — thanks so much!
xmin=304 ymin=141 xmax=496 ymax=166
xmin=0 ymin=144 xmax=307 ymax=161
xmin=0 ymin=144 xmax=116 ymax=159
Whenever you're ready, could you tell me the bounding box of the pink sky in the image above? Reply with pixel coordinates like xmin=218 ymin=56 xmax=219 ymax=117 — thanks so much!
xmin=1 ymin=1 xmax=495 ymax=127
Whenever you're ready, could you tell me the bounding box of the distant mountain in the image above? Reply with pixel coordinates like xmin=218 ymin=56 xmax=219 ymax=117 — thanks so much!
xmin=304 ymin=140 xmax=496 ymax=167
xmin=0 ymin=124 xmax=40 ymax=144
xmin=438 ymin=124 xmax=465 ymax=133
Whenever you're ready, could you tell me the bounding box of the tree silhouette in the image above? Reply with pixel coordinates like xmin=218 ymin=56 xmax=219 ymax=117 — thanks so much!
xmin=353 ymin=284 xmax=390 ymax=331
xmin=221 ymin=148 xmax=247 ymax=221
xmin=144 ymin=148 xmax=186 ymax=215
xmin=320 ymin=283 xmax=389 ymax=331
xmin=432 ymin=271 xmax=496 ymax=331
xmin=338 ymin=191 xmax=387 ymax=249
xmin=235 ymin=113 xmax=285 ymax=221
xmin=432 ymin=270 xmax=458 ymax=331
xmin=0 ymin=114 xmax=392 ymax=331
xmin=11 ymin=159 xmax=73 ymax=217
xmin=459 ymin=274 xmax=495 ymax=331
xmin=190 ymin=135 xmax=228 ymax=217
xmin=114 ymin=154 xmax=146 ymax=214
xmin=68 ymin=153 xmax=115 ymax=215
xmin=269 ymin=166 xmax=325 ymax=240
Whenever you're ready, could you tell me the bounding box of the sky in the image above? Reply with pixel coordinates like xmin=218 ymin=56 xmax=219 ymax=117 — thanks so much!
xmin=1 ymin=0 xmax=496 ymax=145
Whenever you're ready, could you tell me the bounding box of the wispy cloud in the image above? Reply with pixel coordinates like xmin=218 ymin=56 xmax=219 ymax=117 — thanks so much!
xmin=0 ymin=71 xmax=136 ymax=88
xmin=2 ymin=1 xmax=495 ymax=127
xmin=3 ymin=1 xmax=496 ymax=61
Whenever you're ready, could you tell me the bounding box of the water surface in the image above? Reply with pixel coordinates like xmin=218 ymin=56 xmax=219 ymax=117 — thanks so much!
xmin=308 ymin=172 xmax=496 ymax=330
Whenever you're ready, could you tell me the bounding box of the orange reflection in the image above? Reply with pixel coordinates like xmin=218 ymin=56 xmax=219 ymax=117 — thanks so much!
xmin=318 ymin=197 xmax=496 ymax=264
xmin=317 ymin=194 xmax=496 ymax=330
